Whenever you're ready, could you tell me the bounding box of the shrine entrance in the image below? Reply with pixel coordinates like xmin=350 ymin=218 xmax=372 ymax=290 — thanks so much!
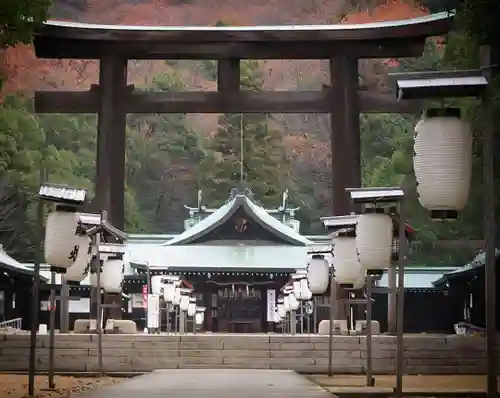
xmin=33 ymin=14 xmax=452 ymax=320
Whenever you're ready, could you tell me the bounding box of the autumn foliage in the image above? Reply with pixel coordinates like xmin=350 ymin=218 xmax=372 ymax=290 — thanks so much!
xmin=1 ymin=0 xmax=428 ymax=94
xmin=0 ymin=0 xmax=430 ymax=210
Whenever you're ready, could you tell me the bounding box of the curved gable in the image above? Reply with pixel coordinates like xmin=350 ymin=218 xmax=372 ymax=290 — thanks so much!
xmin=165 ymin=195 xmax=311 ymax=246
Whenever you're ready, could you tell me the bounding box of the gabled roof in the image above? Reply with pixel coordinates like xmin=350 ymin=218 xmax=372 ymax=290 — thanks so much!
xmin=432 ymin=249 xmax=500 ymax=287
xmin=0 ymin=247 xmax=47 ymax=280
xmin=164 ymin=194 xmax=311 ymax=246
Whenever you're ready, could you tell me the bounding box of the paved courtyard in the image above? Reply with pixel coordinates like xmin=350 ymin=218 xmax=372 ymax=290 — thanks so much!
xmin=80 ymin=369 xmax=332 ymax=398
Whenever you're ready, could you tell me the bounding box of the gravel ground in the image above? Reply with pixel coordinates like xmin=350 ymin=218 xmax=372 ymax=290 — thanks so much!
xmin=0 ymin=375 xmax=121 ymax=398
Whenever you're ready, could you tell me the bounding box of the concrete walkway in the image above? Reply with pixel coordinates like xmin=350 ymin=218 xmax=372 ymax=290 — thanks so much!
xmin=81 ymin=369 xmax=333 ymax=398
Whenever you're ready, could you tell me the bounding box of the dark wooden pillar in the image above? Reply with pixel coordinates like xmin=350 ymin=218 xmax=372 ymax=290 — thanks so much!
xmin=96 ymin=55 xmax=128 ymax=230
xmin=329 ymin=56 xmax=361 ymax=216
xmin=329 ymin=56 xmax=361 ymax=321
xmin=95 ymin=55 xmax=128 ymax=321
xmin=218 ymin=58 xmax=240 ymax=92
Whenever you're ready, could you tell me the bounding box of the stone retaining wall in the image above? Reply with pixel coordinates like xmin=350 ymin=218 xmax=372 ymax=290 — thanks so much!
xmin=0 ymin=334 xmax=496 ymax=374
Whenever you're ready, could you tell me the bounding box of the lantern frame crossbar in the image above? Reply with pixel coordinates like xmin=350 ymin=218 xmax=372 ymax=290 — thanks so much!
xmin=98 ymin=243 xmax=126 ymax=255
xmin=38 ymin=183 xmax=87 ymax=205
xmin=335 ymin=226 xmax=357 ymax=237
xmin=390 ymin=69 xmax=488 ymax=100
xmin=291 ymin=271 xmax=307 ymax=280
xmin=80 ymin=214 xmax=128 ymax=242
xmin=346 ymin=187 xmax=404 ymax=205
xmin=308 ymin=250 xmax=333 ymax=255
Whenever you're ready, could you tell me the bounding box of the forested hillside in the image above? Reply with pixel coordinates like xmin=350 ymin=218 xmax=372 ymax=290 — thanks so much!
xmin=0 ymin=0 xmax=498 ymax=266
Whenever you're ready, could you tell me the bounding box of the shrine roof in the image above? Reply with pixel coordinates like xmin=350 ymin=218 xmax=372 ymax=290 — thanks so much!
xmin=34 ymin=12 xmax=453 ymax=59
xmin=0 ymin=247 xmax=46 ymax=280
xmin=165 ymin=194 xmax=311 ymax=246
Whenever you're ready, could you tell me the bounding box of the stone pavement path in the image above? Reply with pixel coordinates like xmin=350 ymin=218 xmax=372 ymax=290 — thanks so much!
xmin=80 ymin=369 xmax=333 ymax=398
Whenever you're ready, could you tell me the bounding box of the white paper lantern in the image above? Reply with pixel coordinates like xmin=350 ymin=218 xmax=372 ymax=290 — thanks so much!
xmin=307 ymin=256 xmax=329 ymax=294
xmin=101 ymin=258 xmax=124 ymax=293
xmin=353 ymin=269 xmax=367 ymax=290
xmin=333 ymin=234 xmax=364 ymax=287
xmin=171 ymin=288 xmax=181 ymax=306
xmin=188 ymin=298 xmax=196 ymax=317
xmin=278 ymin=303 xmax=286 ymax=319
xmin=65 ymin=236 xmax=92 ymax=283
xmin=195 ymin=312 xmax=204 ymax=326
xmin=288 ymin=293 xmax=300 ymax=311
xmin=163 ymin=283 xmax=175 ymax=302
xmin=292 ymin=279 xmax=301 ymax=297
xmin=283 ymin=295 xmax=290 ymax=312
xmin=151 ymin=276 xmax=163 ymax=294
xmin=44 ymin=211 xmax=81 ymax=272
xmin=356 ymin=211 xmax=393 ymax=271
xmin=180 ymin=295 xmax=190 ymax=311
xmin=414 ymin=108 xmax=472 ymax=219
xmin=298 ymin=278 xmax=312 ymax=300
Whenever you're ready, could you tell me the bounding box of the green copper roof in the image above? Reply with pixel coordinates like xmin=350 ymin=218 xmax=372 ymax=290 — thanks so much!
xmin=432 ymin=249 xmax=500 ymax=287
xmin=165 ymin=194 xmax=311 ymax=246
xmin=1 ymin=247 xmax=44 ymax=279
xmin=128 ymin=243 xmax=309 ymax=271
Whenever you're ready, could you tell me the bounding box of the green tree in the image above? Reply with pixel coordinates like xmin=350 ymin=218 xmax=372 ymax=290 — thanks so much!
xmin=0 ymin=0 xmax=52 ymax=47
xmin=199 ymin=60 xmax=289 ymax=207
xmin=126 ymin=71 xmax=206 ymax=232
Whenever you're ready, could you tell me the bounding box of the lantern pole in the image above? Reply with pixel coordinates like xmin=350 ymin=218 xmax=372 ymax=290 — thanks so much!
xmin=95 ymin=227 xmax=103 ymax=376
xmin=28 ymin=194 xmax=44 ymax=397
xmin=48 ymin=271 xmax=56 ymax=389
xmin=327 ymin=266 xmax=335 ymax=377
xmin=395 ymin=199 xmax=407 ymax=398
xmin=365 ymin=272 xmax=374 ymax=387
xmin=146 ymin=263 xmax=151 ymax=334
xmin=300 ymin=302 xmax=304 ymax=334
xmin=480 ymin=45 xmax=497 ymax=398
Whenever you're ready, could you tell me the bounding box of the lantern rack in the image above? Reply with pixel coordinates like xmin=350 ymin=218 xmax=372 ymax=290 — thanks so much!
xmin=388 ymin=55 xmax=497 ymax=398
xmin=77 ymin=210 xmax=128 ymax=375
xmin=29 ymin=184 xmax=91 ymax=394
xmin=347 ymin=186 xmax=407 ymax=391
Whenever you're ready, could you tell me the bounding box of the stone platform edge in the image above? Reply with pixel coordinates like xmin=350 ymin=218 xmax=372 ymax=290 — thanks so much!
xmin=0 ymin=334 xmax=497 ymax=374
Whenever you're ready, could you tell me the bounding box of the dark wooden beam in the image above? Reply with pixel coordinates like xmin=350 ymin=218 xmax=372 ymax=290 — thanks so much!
xmin=39 ymin=14 xmax=452 ymax=42
xmin=34 ymin=36 xmax=425 ymax=60
xmin=34 ymin=89 xmax=421 ymax=114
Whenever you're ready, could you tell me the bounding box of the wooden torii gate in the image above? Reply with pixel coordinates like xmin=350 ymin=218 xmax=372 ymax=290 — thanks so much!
xmin=33 ymin=13 xmax=452 ymax=321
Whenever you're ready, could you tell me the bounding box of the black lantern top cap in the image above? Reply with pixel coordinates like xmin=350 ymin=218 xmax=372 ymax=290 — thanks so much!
xmin=39 ymin=183 xmax=87 ymax=205
xmin=346 ymin=187 xmax=404 ymax=205
xmin=321 ymin=214 xmax=358 ymax=232
xmin=389 ymin=69 xmax=487 ymax=100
